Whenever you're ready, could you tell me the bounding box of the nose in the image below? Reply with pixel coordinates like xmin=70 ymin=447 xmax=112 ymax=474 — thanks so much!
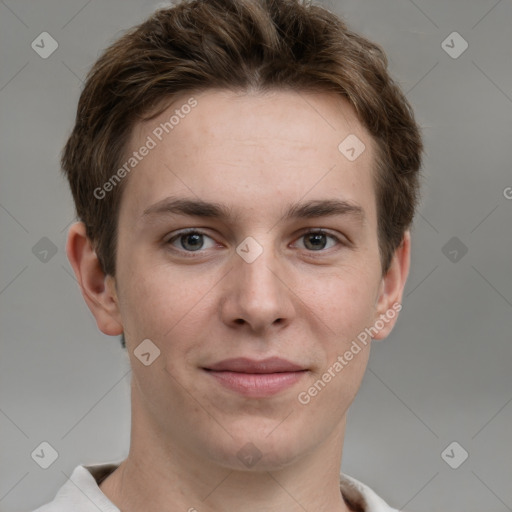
xmin=219 ymin=238 xmax=296 ymax=334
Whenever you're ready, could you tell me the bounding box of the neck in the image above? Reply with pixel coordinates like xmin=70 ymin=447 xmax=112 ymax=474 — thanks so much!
xmin=100 ymin=387 xmax=353 ymax=512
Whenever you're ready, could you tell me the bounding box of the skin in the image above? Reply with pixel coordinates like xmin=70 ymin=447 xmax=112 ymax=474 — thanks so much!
xmin=67 ymin=89 xmax=411 ymax=512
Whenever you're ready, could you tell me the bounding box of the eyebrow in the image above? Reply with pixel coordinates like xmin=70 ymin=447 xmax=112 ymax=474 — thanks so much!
xmin=142 ymin=196 xmax=366 ymax=224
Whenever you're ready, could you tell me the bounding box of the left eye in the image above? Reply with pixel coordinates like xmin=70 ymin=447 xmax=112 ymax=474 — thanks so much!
xmin=294 ymin=230 xmax=340 ymax=251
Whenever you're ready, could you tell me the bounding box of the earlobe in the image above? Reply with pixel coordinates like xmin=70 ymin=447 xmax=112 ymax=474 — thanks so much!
xmin=66 ymin=222 xmax=123 ymax=336
xmin=372 ymin=231 xmax=411 ymax=341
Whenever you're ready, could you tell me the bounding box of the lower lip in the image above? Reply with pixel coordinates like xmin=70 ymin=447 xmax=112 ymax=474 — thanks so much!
xmin=205 ymin=370 xmax=306 ymax=397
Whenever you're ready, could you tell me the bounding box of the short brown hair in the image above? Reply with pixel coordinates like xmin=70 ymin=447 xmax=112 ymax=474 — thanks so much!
xmin=62 ymin=0 xmax=423 ymax=277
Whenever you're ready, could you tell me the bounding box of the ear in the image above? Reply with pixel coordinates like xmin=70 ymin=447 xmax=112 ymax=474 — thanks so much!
xmin=66 ymin=222 xmax=123 ymax=336
xmin=371 ymin=231 xmax=411 ymax=340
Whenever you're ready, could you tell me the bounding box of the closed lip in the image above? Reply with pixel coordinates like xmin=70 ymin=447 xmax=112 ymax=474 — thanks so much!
xmin=203 ymin=357 xmax=306 ymax=373
xmin=203 ymin=357 xmax=308 ymax=397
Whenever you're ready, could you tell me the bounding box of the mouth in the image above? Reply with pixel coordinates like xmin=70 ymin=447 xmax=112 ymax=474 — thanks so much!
xmin=202 ymin=357 xmax=308 ymax=397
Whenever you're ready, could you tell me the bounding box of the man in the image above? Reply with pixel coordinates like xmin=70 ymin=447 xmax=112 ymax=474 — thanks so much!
xmin=34 ymin=0 xmax=423 ymax=510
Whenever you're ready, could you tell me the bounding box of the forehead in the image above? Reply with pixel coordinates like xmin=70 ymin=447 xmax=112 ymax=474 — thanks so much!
xmin=119 ymin=89 xmax=377 ymax=226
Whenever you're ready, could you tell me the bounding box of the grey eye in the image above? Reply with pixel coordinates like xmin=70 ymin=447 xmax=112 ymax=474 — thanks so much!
xmin=167 ymin=230 xmax=216 ymax=252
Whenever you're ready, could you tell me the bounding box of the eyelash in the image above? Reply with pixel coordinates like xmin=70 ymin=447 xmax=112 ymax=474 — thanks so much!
xmin=164 ymin=228 xmax=346 ymax=257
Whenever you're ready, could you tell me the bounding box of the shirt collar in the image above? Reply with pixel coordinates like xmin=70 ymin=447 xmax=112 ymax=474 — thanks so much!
xmin=75 ymin=462 xmax=395 ymax=512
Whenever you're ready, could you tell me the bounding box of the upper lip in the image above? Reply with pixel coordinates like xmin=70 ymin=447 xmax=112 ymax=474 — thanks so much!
xmin=204 ymin=357 xmax=306 ymax=373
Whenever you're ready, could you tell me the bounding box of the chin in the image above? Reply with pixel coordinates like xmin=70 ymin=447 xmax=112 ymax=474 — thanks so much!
xmin=202 ymin=422 xmax=312 ymax=472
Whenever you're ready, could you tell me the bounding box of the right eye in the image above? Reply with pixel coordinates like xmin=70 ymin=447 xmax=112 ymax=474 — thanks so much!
xmin=166 ymin=229 xmax=218 ymax=254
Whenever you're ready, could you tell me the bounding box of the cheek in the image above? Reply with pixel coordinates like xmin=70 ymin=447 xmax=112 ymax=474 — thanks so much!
xmin=117 ymin=259 xmax=220 ymax=354
xmin=305 ymin=267 xmax=379 ymax=343
xmin=295 ymin=275 xmax=375 ymax=418
xmin=117 ymin=262 xmax=181 ymax=336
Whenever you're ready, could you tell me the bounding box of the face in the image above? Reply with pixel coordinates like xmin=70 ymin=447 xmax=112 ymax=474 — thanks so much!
xmin=104 ymin=89 xmax=406 ymax=470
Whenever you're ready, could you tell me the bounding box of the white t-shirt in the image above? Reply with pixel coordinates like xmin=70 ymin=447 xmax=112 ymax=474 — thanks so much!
xmin=32 ymin=462 xmax=400 ymax=512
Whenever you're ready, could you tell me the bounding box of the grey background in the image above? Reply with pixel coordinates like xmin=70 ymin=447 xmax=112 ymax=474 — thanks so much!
xmin=1 ymin=0 xmax=511 ymax=510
